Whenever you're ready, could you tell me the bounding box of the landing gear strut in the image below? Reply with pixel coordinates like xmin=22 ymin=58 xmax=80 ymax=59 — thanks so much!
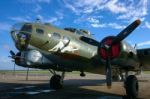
xmin=49 ymin=69 xmax=65 ymax=89
xmin=124 ymin=75 xmax=139 ymax=99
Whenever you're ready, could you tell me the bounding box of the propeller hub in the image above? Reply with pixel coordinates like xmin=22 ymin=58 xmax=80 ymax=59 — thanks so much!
xmin=98 ymin=36 xmax=121 ymax=60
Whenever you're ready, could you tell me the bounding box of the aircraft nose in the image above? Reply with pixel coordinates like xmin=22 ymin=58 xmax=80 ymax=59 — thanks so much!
xmin=10 ymin=23 xmax=32 ymax=50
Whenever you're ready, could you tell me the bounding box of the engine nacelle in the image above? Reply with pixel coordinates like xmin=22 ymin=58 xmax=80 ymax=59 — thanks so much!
xmin=98 ymin=36 xmax=139 ymax=69
xmin=15 ymin=50 xmax=53 ymax=68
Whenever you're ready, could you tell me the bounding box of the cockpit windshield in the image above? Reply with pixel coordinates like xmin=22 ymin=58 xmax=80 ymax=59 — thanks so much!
xmin=12 ymin=23 xmax=32 ymax=33
xmin=21 ymin=24 xmax=32 ymax=33
xmin=12 ymin=23 xmax=25 ymax=32
xmin=10 ymin=23 xmax=32 ymax=50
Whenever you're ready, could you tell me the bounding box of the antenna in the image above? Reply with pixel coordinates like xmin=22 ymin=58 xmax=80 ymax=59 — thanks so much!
xmin=134 ymin=43 xmax=137 ymax=49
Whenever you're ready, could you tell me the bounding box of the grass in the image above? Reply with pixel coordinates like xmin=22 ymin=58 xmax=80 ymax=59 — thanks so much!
xmin=1 ymin=70 xmax=149 ymax=74
xmin=0 ymin=70 xmax=82 ymax=75
xmin=0 ymin=70 xmax=49 ymax=74
xmin=144 ymin=71 xmax=150 ymax=74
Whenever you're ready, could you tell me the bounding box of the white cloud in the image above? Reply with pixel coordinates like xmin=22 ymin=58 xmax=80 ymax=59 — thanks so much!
xmin=63 ymin=0 xmax=80 ymax=15
xmin=63 ymin=0 xmax=107 ymax=14
xmin=0 ymin=23 xmax=11 ymax=31
xmin=137 ymin=41 xmax=150 ymax=47
xmin=19 ymin=0 xmax=51 ymax=4
xmin=116 ymin=0 xmax=148 ymax=21
xmin=46 ymin=17 xmax=58 ymax=23
xmin=85 ymin=16 xmax=125 ymax=29
xmin=36 ymin=15 xmax=58 ymax=24
xmin=36 ymin=12 xmax=64 ymax=25
xmin=74 ymin=15 xmax=125 ymax=29
xmin=104 ymin=0 xmax=127 ymax=14
xmin=88 ymin=17 xmax=99 ymax=24
xmin=91 ymin=22 xmax=125 ymax=29
xmin=74 ymin=15 xmax=103 ymax=24
xmin=55 ymin=11 xmax=64 ymax=20
xmin=143 ymin=21 xmax=150 ymax=29
xmin=108 ymin=23 xmax=125 ymax=29
xmin=74 ymin=0 xmax=105 ymax=8
xmin=91 ymin=23 xmax=106 ymax=28
xmin=63 ymin=0 xmax=149 ymax=21
xmin=37 ymin=0 xmax=51 ymax=3
xmin=10 ymin=16 xmax=31 ymax=22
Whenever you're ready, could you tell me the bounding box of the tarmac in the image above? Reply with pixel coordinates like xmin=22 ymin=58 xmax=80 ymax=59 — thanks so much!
xmin=0 ymin=72 xmax=150 ymax=99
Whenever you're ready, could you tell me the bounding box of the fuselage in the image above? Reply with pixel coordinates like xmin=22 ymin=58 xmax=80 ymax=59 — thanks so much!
xmin=10 ymin=22 xmax=148 ymax=75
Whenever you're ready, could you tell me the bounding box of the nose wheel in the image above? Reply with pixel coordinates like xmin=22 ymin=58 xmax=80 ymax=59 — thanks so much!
xmin=124 ymin=75 xmax=139 ymax=99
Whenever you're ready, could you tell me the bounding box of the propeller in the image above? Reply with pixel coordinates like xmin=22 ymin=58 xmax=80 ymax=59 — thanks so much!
xmin=10 ymin=50 xmax=15 ymax=56
xmin=112 ymin=19 xmax=141 ymax=45
xmin=99 ymin=19 xmax=141 ymax=88
xmin=9 ymin=50 xmax=17 ymax=75
xmin=9 ymin=50 xmax=30 ymax=80
xmin=9 ymin=50 xmax=16 ymax=59
xmin=105 ymin=48 xmax=111 ymax=88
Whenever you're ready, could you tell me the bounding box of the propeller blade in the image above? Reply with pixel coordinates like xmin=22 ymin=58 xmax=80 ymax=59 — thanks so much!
xmin=112 ymin=19 xmax=141 ymax=44
xmin=10 ymin=50 xmax=15 ymax=56
xmin=98 ymin=19 xmax=141 ymax=89
xmin=105 ymin=50 xmax=112 ymax=88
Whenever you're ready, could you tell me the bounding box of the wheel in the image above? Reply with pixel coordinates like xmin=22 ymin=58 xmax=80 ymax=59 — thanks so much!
xmin=125 ymin=75 xmax=139 ymax=99
xmin=50 ymin=75 xmax=63 ymax=89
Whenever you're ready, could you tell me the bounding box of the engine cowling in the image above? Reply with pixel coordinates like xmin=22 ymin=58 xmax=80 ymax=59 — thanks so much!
xmin=98 ymin=36 xmax=121 ymax=60
xmin=15 ymin=50 xmax=53 ymax=68
xmin=97 ymin=36 xmax=139 ymax=69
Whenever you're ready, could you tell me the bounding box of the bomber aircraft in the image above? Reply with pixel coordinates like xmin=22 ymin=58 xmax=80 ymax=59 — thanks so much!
xmin=9 ymin=19 xmax=150 ymax=98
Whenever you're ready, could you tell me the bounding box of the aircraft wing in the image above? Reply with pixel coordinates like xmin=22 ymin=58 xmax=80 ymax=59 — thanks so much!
xmin=137 ymin=48 xmax=150 ymax=70
xmin=79 ymin=36 xmax=99 ymax=46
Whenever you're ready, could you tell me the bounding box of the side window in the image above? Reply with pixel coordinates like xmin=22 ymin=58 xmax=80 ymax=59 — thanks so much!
xmin=36 ymin=28 xmax=44 ymax=34
xmin=52 ymin=32 xmax=61 ymax=39
xmin=76 ymin=30 xmax=85 ymax=36
xmin=63 ymin=36 xmax=70 ymax=45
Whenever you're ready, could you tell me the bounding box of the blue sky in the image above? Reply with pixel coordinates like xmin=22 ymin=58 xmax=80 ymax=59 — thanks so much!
xmin=0 ymin=0 xmax=150 ymax=70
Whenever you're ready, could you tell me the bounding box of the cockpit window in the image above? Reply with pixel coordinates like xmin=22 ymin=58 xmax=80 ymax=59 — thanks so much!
xmin=52 ymin=32 xmax=61 ymax=39
xmin=75 ymin=30 xmax=85 ymax=36
xmin=21 ymin=24 xmax=32 ymax=32
xmin=12 ymin=23 xmax=24 ymax=31
xmin=36 ymin=28 xmax=44 ymax=34
xmin=64 ymin=28 xmax=76 ymax=32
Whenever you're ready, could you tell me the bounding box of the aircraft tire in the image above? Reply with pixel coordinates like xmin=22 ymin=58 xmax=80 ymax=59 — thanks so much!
xmin=50 ymin=75 xmax=63 ymax=89
xmin=125 ymin=75 xmax=139 ymax=99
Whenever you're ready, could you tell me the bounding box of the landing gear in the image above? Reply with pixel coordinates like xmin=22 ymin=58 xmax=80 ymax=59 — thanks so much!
xmin=124 ymin=75 xmax=139 ymax=99
xmin=49 ymin=69 xmax=65 ymax=90
xmin=50 ymin=74 xmax=63 ymax=89
xmin=112 ymin=75 xmax=122 ymax=81
xmin=112 ymin=68 xmax=124 ymax=81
